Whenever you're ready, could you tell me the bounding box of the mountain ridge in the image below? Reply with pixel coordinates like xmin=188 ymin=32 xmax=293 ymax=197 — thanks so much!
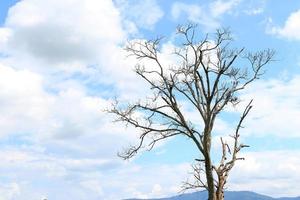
xmin=125 ymin=191 xmax=300 ymax=200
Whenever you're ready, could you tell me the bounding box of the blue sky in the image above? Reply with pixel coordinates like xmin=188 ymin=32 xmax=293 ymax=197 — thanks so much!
xmin=0 ymin=0 xmax=300 ymax=199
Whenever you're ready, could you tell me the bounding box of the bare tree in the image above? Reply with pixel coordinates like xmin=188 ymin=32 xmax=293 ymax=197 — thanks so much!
xmin=108 ymin=24 xmax=274 ymax=200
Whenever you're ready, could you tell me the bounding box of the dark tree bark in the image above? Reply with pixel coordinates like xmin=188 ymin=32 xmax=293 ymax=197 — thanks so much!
xmin=107 ymin=24 xmax=274 ymax=200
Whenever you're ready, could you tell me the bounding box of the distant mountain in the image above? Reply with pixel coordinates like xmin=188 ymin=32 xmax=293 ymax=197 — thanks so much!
xmin=125 ymin=191 xmax=300 ymax=200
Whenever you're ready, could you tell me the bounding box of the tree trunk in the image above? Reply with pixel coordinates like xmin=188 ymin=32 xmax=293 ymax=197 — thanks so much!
xmin=215 ymin=190 xmax=224 ymax=200
xmin=215 ymin=178 xmax=225 ymax=200
xmin=205 ymin=155 xmax=215 ymax=200
xmin=203 ymin=123 xmax=215 ymax=200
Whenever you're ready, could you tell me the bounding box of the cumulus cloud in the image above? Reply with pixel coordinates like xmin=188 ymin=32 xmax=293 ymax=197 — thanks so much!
xmin=0 ymin=28 xmax=11 ymax=49
xmin=0 ymin=145 xmax=191 ymax=200
xmin=230 ymin=150 xmax=300 ymax=197
xmin=0 ymin=148 xmax=110 ymax=199
xmin=3 ymin=0 xmax=125 ymax=67
xmin=0 ymin=63 xmax=52 ymax=138
xmin=268 ymin=9 xmax=300 ymax=40
xmin=0 ymin=0 xmax=170 ymax=164
xmin=0 ymin=63 xmax=143 ymax=161
xmin=0 ymin=0 xmax=155 ymax=99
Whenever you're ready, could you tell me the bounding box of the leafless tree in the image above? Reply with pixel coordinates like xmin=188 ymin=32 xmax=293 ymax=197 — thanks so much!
xmin=108 ymin=24 xmax=274 ymax=200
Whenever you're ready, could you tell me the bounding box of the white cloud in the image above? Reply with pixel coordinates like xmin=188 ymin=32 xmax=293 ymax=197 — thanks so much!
xmin=171 ymin=3 xmax=218 ymax=30
xmin=115 ymin=0 xmax=164 ymax=31
xmin=0 ymin=183 xmax=20 ymax=200
xmin=0 ymin=28 xmax=11 ymax=49
xmin=1 ymin=146 xmax=300 ymax=199
xmin=0 ymin=145 xmax=191 ymax=200
xmin=239 ymin=76 xmax=300 ymax=138
xmin=0 ymin=63 xmax=53 ymax=137
xmin=241 ymin=0 xmax=266 ymax=16
xmin=0 ymin=0 xmax=154 ymax=99
xmin=171 ymin=0 xmax=241 ymax=30
xmin=0 ymin=4 xmax=175 ymax=190
xmin=230 ymin=150 xmax=300 ymax=197
xmin=113 ymin=163 xmax=191 ymax=199
xmin=0 ymin=62 xmax=143 ymax=162
xmin=151 ymin=184 xmax=163 ymax=196
xmin=2 ymin=0 xmax=125 ymax=71
xmin=206 ymin=74 xmax=300 ymax=139
xmin=171 ymin=2 xmax=202 ymax=21
xmin=80 ymin=180 xmax=103 ymax=196
xmin=244 ymin=7 xmax=264 ymax=16
xmin=0 ymin=147 xmax=122 ymax=199
xmin=210 ymin=0 xmax=241 ymax=18
xmin=268 ymin=9 xmax=300 ymax=40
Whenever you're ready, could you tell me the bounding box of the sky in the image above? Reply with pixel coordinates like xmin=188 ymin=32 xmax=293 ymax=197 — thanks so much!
xmin=0 ymin=0 xmax=300 ymax=199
